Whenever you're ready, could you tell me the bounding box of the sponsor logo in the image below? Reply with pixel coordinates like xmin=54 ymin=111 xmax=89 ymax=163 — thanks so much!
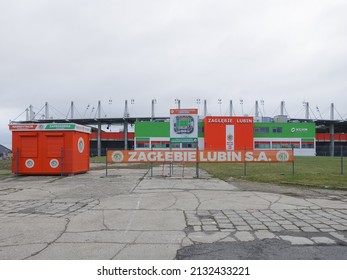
xmin=111 ymin=151 xmax=124 ymax=162
xmin=291 ymin=127 xmax=308 ymax=133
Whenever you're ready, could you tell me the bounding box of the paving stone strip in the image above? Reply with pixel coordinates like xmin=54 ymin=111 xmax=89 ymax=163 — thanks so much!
xmin=184 ymin=209 xmax=347 ymax=233
xmin=0 ymin=199 xmax=99 ymax=217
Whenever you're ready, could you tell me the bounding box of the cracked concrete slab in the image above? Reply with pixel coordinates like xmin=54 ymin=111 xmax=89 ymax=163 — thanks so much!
xmin=113 ymin=244 xmax=180 ymax=260
xmin=135 ymin=231 xmax=186 ymax=244
xmin=94 ymin=192 xmax=177 ymax=210
xmin=57 ymin=231 xmax=140 ymax=244
xmin=0 ymin=217 xmax=68 ymax=246
xmin=28 ymin=243 xmax=125 ymax=260
xmin=0 ymin=244 xmax=47 ymax=260
xmin=103 ymin=209 xmax=186 ymax=231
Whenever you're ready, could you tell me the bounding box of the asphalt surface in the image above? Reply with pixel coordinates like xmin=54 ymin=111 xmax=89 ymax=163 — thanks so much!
xmin=0 ymin=164 xmax=347 ymax=259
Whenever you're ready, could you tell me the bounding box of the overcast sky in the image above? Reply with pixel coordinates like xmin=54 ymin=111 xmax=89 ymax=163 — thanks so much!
xmin=1 ymin=0 xmax=347 ymax=148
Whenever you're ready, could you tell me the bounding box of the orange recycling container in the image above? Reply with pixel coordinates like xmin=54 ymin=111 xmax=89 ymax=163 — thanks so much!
xmin=9 ymin=123 xmax=91 ymax=175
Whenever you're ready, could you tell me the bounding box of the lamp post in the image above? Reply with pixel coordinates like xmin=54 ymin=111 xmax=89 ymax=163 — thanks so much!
xmin=196 ymin=98 xmax=201 ymax=115
xmin=131 ymin=99 xmax=135 ymax=117
xmin=261 ymin=99 xmax=265 ymax=116
xmin=151 ymin=99 xmax=156 ymax=120
xmin=175 ymin=99 xmax=181 ymax=109
xmin=240 ymin=99 xmax=244 ymax=115
xmin=218 ymin=98 xmax=222 ymax=115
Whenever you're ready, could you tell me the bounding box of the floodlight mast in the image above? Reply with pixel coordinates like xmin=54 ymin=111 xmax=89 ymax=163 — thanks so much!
xmin=203 ymin=100 xmax=207 ymax=116
xmin=196 ymin=99 xmax=201 ymax=115
xmin=45 ymin=102 xmax=49 ymax=120
xmin=175 ymin=99 xmax=181 ymax=109
xmin=151 ymin=99 xmax=156 ymax=120
xmin=124 ymin=100 xmax=129 ymax=118
xmin=97 ymin=100 xmax=101 ymax=156
xmin=255 ymin=100 xmax=259 ymax=118
xmin=70 ymin=101 xmax=74 ymax=119
xmin=29 ymin=105 xmax=34 ymax=121
xmin=280 ymin=101 xmax=285 ymax=115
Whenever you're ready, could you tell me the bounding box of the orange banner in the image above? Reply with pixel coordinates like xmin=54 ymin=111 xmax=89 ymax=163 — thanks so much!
xmin=107 ymin=150 xmax=294 ymax=163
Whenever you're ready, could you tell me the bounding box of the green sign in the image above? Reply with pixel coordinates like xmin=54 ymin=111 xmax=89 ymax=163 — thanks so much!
xmin=170 ymin=138 xmax=197 ymax=143
xmin=254 ymin=123 xmax=315 ymax=138
xmin=45 ymin=124 xmax=76 ymax=130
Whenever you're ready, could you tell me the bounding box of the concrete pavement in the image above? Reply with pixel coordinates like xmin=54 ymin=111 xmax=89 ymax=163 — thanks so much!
xmin=0 ymin=166 xmax=347 ymax=259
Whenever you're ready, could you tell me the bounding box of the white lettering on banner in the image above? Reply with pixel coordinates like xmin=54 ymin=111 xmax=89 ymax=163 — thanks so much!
xmin=128 ymin=151 xmax=199 ymax=162
xmin=258 ymin=152 xmax=268 ymax=161
xmin=199 ymin=151 xmax=244 ymax=162
xmin=188 ymin=152 xmax=196 ymax=161
xmin=111 ymin=150 xmax=292 ymax=163
xmin=138 ymin=152 xmax=147 ymax=161
xmin=218 ymin=152 xmax=227 ymax=161
xmin=245 ymin=151 xmax=253 ymax=161
xmin=208 ymin=118 xmax=233 ymax=124
xmin=128 ymin=152 xmax=137 ymax=161
xmin=166 ymin=152 xmax=173 ymax=161
xmin=232 ymin=152 xmax=242 ymax=161
xmin=147 ymin=152 xmax=156 ymax=161
xmin=236 ymin=118 xmax=253 ymax=123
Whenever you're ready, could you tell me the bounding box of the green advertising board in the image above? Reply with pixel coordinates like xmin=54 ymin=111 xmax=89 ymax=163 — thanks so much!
xmin=254 ymin=122 xmax=316 ymax=138
xmin=135 ymin=121 xmax=170 ymax=137
xmin=170 ymin=138 xmax=197 ymax=143
xmin=135 ymin=121 xmax=204 ymax=138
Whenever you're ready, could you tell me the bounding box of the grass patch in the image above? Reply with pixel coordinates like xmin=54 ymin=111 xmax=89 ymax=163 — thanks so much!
xmin=90 ymin=156 xmax=107 ymax=163
xmin=0 ymin=160 xmax=12 ymax=178
xmin=200 ymin=156 xmax=347 ymax=189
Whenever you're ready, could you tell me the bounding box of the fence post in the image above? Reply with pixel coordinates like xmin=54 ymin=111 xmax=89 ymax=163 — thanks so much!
xmin=169 ymin=143 xmax=172 ymax=177
xmin=341 ymin=146 xmax=344 ymax=175
xmin=243 ymin=147 xmax=247 ymax=176
xmin=196 ymin=146 xmax=199 ymax=178
xmin=60 ymin=147 xmax=64 ymax=176
xmin=150 ymin=147 xmax=153 ymax=177
xmin=292 ymin=147 xmax=295 ymax=176
xmin=105 ymin=148 xmax=108 ymax=177
xmin=15 ymin=148 xmax=19 ymax=176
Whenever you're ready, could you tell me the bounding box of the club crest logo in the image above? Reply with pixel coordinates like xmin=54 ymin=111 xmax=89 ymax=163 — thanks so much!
xmin=50 ymin=159 xmax=59 ymax=168
xmin=78 ymin=137 xmax=85 ymax=153
xmin=25 ymin=159 xmax=35 ymax=168
xmin=276 ymin=151 xmax=290 ymax=162
xmin=227 ymin=134 xmax=234 ymax=141
xmin=111 ymin=151 xmax=124 ymax=162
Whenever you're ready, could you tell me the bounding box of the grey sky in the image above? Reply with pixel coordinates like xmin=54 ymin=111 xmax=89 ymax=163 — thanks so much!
xmin=1 ymin=0 xmax=347 ymax=148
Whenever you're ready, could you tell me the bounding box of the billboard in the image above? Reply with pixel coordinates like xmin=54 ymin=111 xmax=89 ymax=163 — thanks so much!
xmin=107 ymin=149 xmax=294 ymax=163
xmin=170 ymin=109 xmax=198 ymax=140
xmin=254 ymin=122 xmax=316 ymax=138
xmin=204 ymin=116 xmax=254 ymax=150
